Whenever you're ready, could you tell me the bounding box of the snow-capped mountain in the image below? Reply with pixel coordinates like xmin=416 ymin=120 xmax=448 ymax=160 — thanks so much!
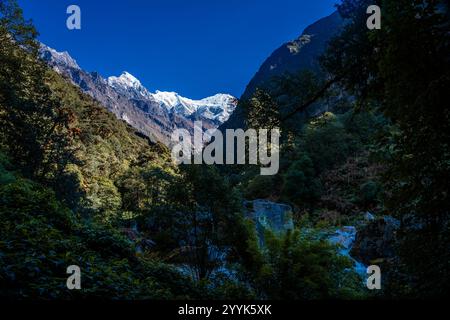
xmin=152 ymin=91 xmax=237 ymax=123
xmin=107 ymin=72 xmax=237 ymax=124
xmin=107 ymin=71 xmax=153 ymax=100
xmin=39 ymin=44 xmax=237 ymax=145
xmin=39 ymin=44 xmax=80 ymax=71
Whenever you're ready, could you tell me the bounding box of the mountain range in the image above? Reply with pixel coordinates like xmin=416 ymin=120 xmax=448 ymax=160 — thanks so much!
xmin=40 ymin=11 xmax=342 ymax=146
xmin=39 ymin=44 xmax=237 ymax=145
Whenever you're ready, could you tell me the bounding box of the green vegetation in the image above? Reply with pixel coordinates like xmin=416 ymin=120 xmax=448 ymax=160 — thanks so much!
xmin=231 ymin=0 xmax=449 ymax=299
xmin=0 ymin=157 xmax=198 ymax=299
xmin=321 ymin=0 xmax=450 ymax=297
xmin=1 ymin=0 xmax=364 ymax=299
xmin=1 ymin=0 xmax=448 ymax=300
xmin=244 ymin=229 xmax=365 ymax=299
xmin=239 ymin=79 xmax=385 ymax=225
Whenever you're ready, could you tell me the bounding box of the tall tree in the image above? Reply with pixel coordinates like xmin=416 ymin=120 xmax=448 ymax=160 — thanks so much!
xmin=322 ymin=0 xmax=450 ymax=297
xmin=0 ymin=0 xmax=75 ymax=181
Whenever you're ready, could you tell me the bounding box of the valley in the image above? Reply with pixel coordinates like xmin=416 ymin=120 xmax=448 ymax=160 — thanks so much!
xmin=1 ymin=0 xmax=449 ymax=301
xmin=40 ymin=44 xmax=238 ymax=145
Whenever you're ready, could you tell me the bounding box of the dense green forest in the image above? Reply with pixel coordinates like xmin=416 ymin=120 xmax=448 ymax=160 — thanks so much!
xmin=1 ymin=0 xmax=449 ymax=299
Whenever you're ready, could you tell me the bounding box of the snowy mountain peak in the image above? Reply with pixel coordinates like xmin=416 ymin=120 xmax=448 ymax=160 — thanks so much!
xmin=152 ymin=91 xmax=237 ymax=123
xmin=198 ymin=93 xmax=237 ymax=106
xmin=153 ymin=90 xmax=182 ymax=106
xmin=39 ymin=43 xmax=80 ymax=70
xmin=107 ymin=71 xmax=153 ymax=100
xmin=108 ymin=71 xmax=143 ymax=90
xmin=107 ymin=72 xmax=238 ymax=124
xmin=39 ymin=44 xmax=238 ymax=138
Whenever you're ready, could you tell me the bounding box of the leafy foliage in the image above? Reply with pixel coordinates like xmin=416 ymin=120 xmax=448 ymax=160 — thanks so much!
xmin=322 ymin=0 xmax=450 ymax=297
xmin=7 ymin=0 xmax=442 ymax=300
xmin=242 ymin=228 xmax=365 ymax=299
xmin=0 ymin=159 xmax=199 ymax=299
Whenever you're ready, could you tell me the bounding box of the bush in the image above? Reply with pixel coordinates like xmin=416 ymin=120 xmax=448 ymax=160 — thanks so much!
xmin=245 ymin=229 xmax=364 ymax=299
xmin=281 ymin=154 xmax=322 ymax=207
xmin=0 ymin=166 xmax=198 ymax=299
xmin=244 ymin=175 xmax=276 ymax=200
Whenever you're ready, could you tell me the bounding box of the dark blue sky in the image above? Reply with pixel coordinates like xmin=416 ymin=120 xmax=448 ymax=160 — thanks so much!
xmin=19 ymin=0 xmax=337 ymax=99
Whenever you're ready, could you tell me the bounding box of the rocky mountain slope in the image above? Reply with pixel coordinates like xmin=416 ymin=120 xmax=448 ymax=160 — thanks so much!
xmin=221 ymin=11 xmax=344 ymax=132
xmin=39 ymin=44 xmax=237 ymax=145
xmin=242 ymin=11 xmax=343 ymax=100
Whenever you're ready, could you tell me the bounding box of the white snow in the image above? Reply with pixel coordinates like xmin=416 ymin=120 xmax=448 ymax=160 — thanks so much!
xmin=152 ymin=90 xmax=237 ymax=122
xmin=108 ymin=72 xmax=238 ymax=123
xmin=39 ymin=44 xmax=237 ymax=125
xmin=107 ymin=71 xmax=155 ymax=100
xmin=39 ymin=43 xmax=238 ymax=138
xmin=108 ymin=72 xmax=142 ymax=90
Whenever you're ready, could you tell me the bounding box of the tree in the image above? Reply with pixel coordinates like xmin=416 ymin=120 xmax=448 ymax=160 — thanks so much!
xmin=0 ymin=0 xmax=76 ymax=181
xmin=246 ymin=89 xmax=281 ymax=130
xmin=141 ymin=164 xmax=248 ymax=281
xmin=246 ymin=229 xmax=362 ymax=299
xmin=322 ymin=0 xmax=450 ymax=297
xmin=281 ymin=154 xmax=321 ymax=207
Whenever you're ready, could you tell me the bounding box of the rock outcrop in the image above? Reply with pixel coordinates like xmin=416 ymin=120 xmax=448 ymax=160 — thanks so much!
xmin=350 ymin=216 xmax=400 ymax=265
xmin=244 ymin=200 xmax=294 ymax=246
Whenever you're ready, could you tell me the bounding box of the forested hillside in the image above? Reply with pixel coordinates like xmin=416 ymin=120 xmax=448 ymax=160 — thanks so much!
xmin=1 ymin=0 xmax=364 ymax=299
xmin=1 ymin=0 xmax=449 ymax=300
xmin=0 ymin=0 xmax=196 ymax=298
xmin=227 ymin=0 xmax=449 ymax=298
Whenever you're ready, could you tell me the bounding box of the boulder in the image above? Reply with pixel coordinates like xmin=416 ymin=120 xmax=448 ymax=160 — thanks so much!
xmin=363 ymin=212 xmax=376 ymax=222
xmin=350 ymin=216 xmax=400 ymax=265
xmin=244 ymin=200 xmax=294 ymax=246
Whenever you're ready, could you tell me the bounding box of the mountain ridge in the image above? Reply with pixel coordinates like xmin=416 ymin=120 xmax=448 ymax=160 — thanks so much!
xmin=241 ymin=11 xmax=343 ymax=100
xmin=107 ymin=71 xmax=237 ymax=124
xmin=220 ymin=11 xmax=344 ymax=132
xmin=39 ymin=44 xmax=237 ymax=145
